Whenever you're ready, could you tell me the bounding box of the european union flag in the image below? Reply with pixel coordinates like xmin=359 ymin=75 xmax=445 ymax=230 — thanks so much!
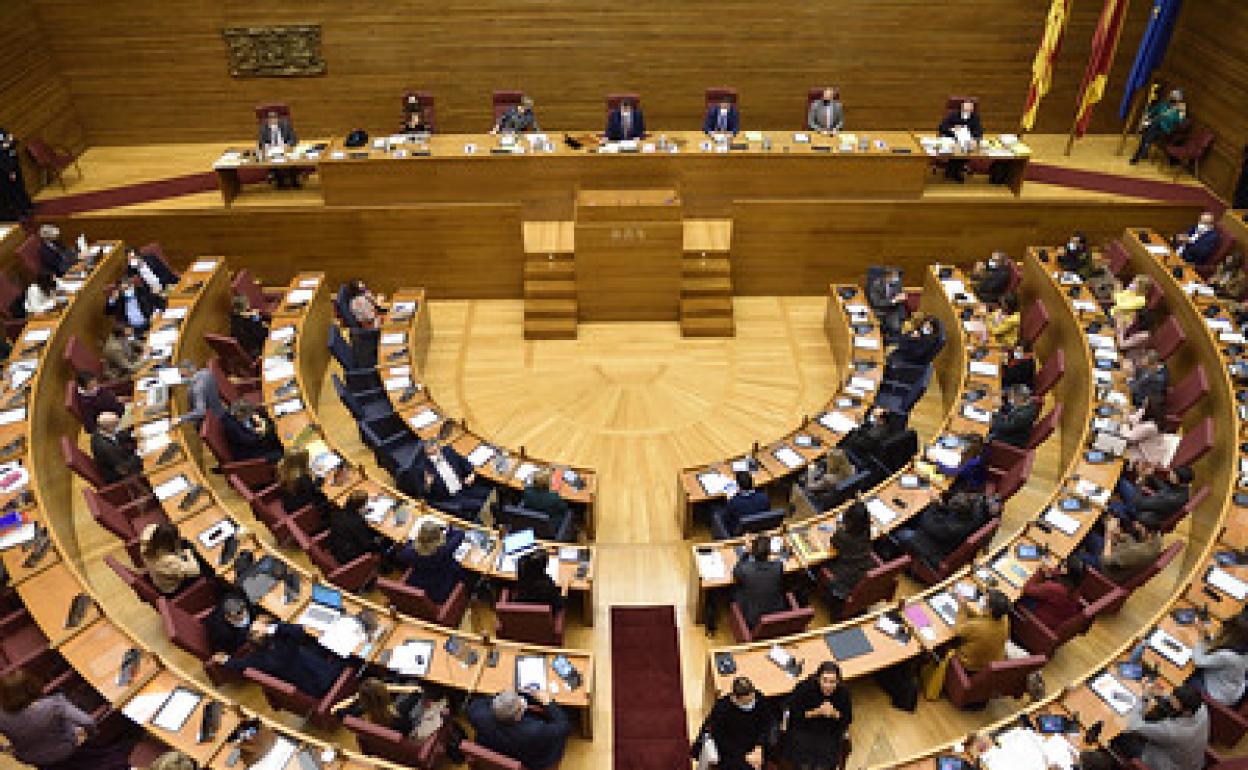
xmin=1119 ymin=0 xmax=1184 ymax=119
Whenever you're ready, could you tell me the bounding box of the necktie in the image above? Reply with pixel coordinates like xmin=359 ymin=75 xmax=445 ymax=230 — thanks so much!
xmin=826 ymin=104 xmax=832 ymax=128
xmin=718 ymin=111 xmax=726 ymax=132
xmin=622 ymin=113 xmax=630 ymax=138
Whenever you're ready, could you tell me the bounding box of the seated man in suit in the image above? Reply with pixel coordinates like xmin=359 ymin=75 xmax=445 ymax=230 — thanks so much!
xmin=205 ymin=589 xmax=263 ymax=656
xmin=717 ymin=470 xmax=770 ymax=538
xmin=221 ymin=401 xmax=283 ymax=463
xmin=402 ymin=440 xmax=494 ymax=520
xmin=401 ymin=95 xmax=432 ymax=135
xmin=1174 ymin=211 xmax=1221 ymax=266
xmin=491 ymin=96 xmax=540 ymax=135
xmin=888 ymin=313 xmax=944 ymax=369
xmin=1001 ymin=344 xmax=1036 ymax=389
xmin=987 ymin=384 xmax=1039 ymax=449
xmin=732 ymin=535 xmax=787 ymax=629
xmin=229 ymin=293 xmax=269 ymax=360
xmin=90 ymin=411 xmax=141 ymax=484
xmin=212 ymin=620 xmax=348 ymax=699
xmin=521 ymin=469 xmax=571 ymax=531
xmin=257 ymin=110 xmax=300 ymax=188
xmin=467 ymin=688 xmax=571 ymax=770
xmin=1130 ymin=89 xmax=1186 ymax=165
xmin=105 ymin=272 xmax=159 ymax=333
xmin=37 ymin=224 xmax=76 ymax=277
xmin=703 ymin=98 xmax=740 ymax=137
xmin=937 ymin=100 xmax=984 ymax=182
xmin=839 ymin=405 xmax=907 ymax=464
xmin=972 ymin=252 xmax=1012 ymax=305
xmin=1111 ymin=465 xmax=1192 ymax=531
xmin=892 ymin=491 xmax=999 ymax=572
xmin=605 ymin=99 xmax=645 ymax=141
xmin=866 ymin=266 xmax=906 ymax=340
xmin=1130 ymin=350 xmax=1169 ymax=408
xmin=807 ymin=87 xmax=844 ymax=134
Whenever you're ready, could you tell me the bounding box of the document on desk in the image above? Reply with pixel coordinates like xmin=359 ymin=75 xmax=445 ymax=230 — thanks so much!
xmin=845 ymin=303 xmax=869 ymax=315
xmin=269 ymin=325 xmax=296 ymax=342
xmin=1148 ymin=628 xmax=1193 ymax=668
xmin=385 ymin=375 xmax=411 ymax=391
xmin=0 ymin=521 xmax=35 ymax=550
xmin=865 ymin=497 xmax=899 ymax=526
xmin=1090 ymin=672 xmax=1136 ymax=715
xmin=817 ymin=411 xmax=858 ymax=434
xmin=968 ymin=360 xmax=998 ymax=377
xmin=1043 ymin=507 xmax=1081 ymax=536
xmin=466 ymin=444 xmax=497 ymax=467
xmin=391 ymin=301 xmax=417 ymax=317
xmin=1087 ymin=333 xmax=1115 ymax=349
xmin=853 ymin=336 xmax=879 ymax=350
xmin=514 ymin=462 xmax=539 ymax=483
xmin=381 ymin=332 xmax=406 ymax=346
xmin=138 ymin=433 xmax=171 ymax=458
xmin=285 ymin=289 xmax=314 ymax=306
xmin=318 ymin=616 xmax=366 ymax=658
xmin=1206 ymin=317 xmax=1233 ymax=332
xmin=147 ymin=328 xmax=179 ymax=350
xmin=388 ymin=640 xmax=435 ymax=677
xmin=515 ymin=655 xmax=548 ymax=692
xmin=154 ymin=475 xmax=190 ymax=502
xmin=926 ymin=445 xmax=961 ymax=469
xmin=409 ymin=408 xmax=439 ymax=430
xmin=151 ymin=688 xmax=202 ymax=732
xmin=695 ymin=549 xmax=727 ymax=580
xmin=697 ymin=471 xmax=733 ymax=496
xmin=250 ymin=738 xmax=298 ymax=770
xmin=364 ymin=495 xmax=396 ymax=523
xmin=940 ymin=279 xmax=966 ymax=296
xmin=772 ymin=446 xmax=803 ymax=469
xmin=156 ymin=367 xmax=183 ymax=386
xmin=1207 ymin=567 xmax=1248 ymax=601
xmin=1144 ymin=244 xmax=1170 ymax=256
xmin=21 ymin=328 xmax=50 ymax=343
xmin=263 ymin=358 xmax=296 ymax=382
xmin=122 ymin=692 xmax=167 ymax=725
xmin=189 ymin=260 xmax=217 ymax=273
xmin=1074 ymin=479 xmax=1111 ymax=506
xmin=1073 ymin=299 xmax=1099 ymax=314
xmin=961 ymin=405 xmax=991 ymax=424
xmin=139 ymin=418 xmax=171 ymax=439
xmin=928 ymin=592 xmax=959 ymax=627
xmin=272 ymin=398 xmax=304 ymax=417
xmin=0 ymin=407 xmax=25 ymax=426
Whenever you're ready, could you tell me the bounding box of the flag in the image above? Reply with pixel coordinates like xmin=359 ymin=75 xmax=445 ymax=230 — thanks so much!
xmin=1073 ymin=0 xmax=1133 ymax=137
xmin=1118 ymin=0 xmax=1183 ymax=118
xmin=1021 ymin=0 xmax=1075 ymax=131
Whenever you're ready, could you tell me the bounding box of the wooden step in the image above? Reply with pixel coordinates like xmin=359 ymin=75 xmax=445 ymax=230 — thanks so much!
xmin=525 ymin=298 xmax=577 ymax=318
xmin=523 ymin=221 xmax=574 ymax=255
xmin=524 ymin=316 xmax=578 ymax=340
xmin=681 ymin=315 xmax=735 ymax=337
xmin=682 ymin=255 xmax=731 ymax=277
xmin=682 ymin=275 xmax=733 ymax=296
xmin=680 ymin=297 xmax=733 ymax=317
xmin=524 ymin=258 xmax=575 ymax=280
xmin=524 ymin=278 xmax=576 ymax=299
xmin=683 ymin=219 xmax=733 ymax=252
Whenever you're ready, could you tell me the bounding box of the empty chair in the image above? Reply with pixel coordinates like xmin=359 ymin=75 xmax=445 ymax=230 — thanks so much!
xmin=1020 ymin=299 xmax=1050 ymax=346
xmin=820 ymin=553 xmax=910 ymax=621
xmin=359 ymin=414 xmax=421 ymax=473
xmin=16 ymin=235 xmax=42 ymax=279
xmin=1165 ymin=365 xmax=1209 ymax=428
xmin=227 ymin=474 xmax=321 ymax=548
xmin=1009 ymin=583 xmax=1123 ymax=658
xmin=943 ymin=653 xmax=1048 ymax=709
xmin=328 ymin=323 xmax=380 ymax=385
xmin=138 ymin=242 xmax=179 ymax=286
xmin=910 ymin=517 xmax=999 ymax=585
xmin=1149 ymin=315 xmax=1186 ymax=362
xmin=728 ymin=592 xmax=815 ymax=643
xmin=345 ymin=713 xmax=452 ymax=769
xmin=875 ymin=362 xmax=932 ymax=413
xmin=462 ymin=741 xmax=524 ymax=770
xmin=245 ymin=660 xmax=358 ymax=730
xmin=1104 ymin=239 xmax=1132 ymax=277
xmin=205 ymin=332 xmax=259 ymax=379
xmin=376 ymin=573 xmax=470 ymax=628
xmin=1162 ymin=125 xmax=1215 ymax=179
xmin=1167 ymin=416 xmax=1214 ymax=470
xmin=491 ymin=90 xmax=525 ymax=122
xmin=105 ymin=553 xmax=163 ymax=609
xmin=985 ymin=440 xmax=1034 ymax=497
xmin=24 ymin=137 xmax=81 ymax=189
xmin=1032 ymin=349 xmax=1065 ymax=399
xmin=1024 ymin=403 xmax=1062 ymax=450
xmin=0 ymin=605 xmax=54 ymax=674
xmin=1204 ymin=692 xmax=1248 ymax=747
xmin=209 ymin=356 xmax=261 ymax=405
xmin=289 ymin=521 xmax=380 ymax=593
xmin=333 ymin=372 xmax=394 ymax=423
xmin=232 ymin=268 xmax=281 ymax=317
xmin=498 ymin=504 xmax=575 ymax=543
xmin=709 ymin=506 xmax=785 ymax=541
xmin=0 ymin=274 xmax=25 ymax=339
xmin=495 ymin=587 xmax=565 ymax=646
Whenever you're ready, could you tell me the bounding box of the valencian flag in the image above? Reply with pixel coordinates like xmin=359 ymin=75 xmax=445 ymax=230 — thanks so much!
xmin=1021 ymin=0 xmax=1075 ymax=132
xmin=1073 ymin=0 xmax=1133 ymax=137
xmin=1119 ymin=0 xmax=1183 ymax=118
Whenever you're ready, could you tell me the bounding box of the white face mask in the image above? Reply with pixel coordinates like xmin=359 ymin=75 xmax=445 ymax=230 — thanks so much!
xmin=123 ymin=287 xmax=135 ymax=298
xmin=1068 ymin=240 xmax=1079 ymax=251
xmin=735 ymin=698 xmax=756 ymax=712
xmin=961 ymin=111 xmax=972 ymax=120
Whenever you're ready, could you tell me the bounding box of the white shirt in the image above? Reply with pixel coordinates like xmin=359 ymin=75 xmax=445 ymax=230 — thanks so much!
xmin=431 ymin=454 xmax=462 ymax=496
xmin=24 ymin=282 xmax=57 ymax=315
xmin=130 ymin=259 xmax=162 ymax=293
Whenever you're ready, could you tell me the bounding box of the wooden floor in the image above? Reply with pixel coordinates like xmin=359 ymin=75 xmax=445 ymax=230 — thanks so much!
xmin=14 ymin=296 xmax=1198 ymax=770
xmin=32 ymin=134 xmax=1206 ymax=216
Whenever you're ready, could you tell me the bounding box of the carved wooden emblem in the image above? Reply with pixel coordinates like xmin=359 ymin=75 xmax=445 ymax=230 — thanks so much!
xmin=223 ymin=25 xmax=326 ymax=78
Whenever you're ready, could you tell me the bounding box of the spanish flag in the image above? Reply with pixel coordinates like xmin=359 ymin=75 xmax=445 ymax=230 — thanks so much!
xmin=1073 ymin=0 xmax=1133 ymax=137
xmin=1021 ymin=0 xmax=1074 ymax=132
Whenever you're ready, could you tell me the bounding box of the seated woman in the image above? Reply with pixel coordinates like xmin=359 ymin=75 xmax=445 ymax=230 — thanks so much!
xmin=229 ymin=293 xmax=269 ymax=360
xmin=1111 ymin=275 xmax=1153 ymax=319
xmin=821 ymin=501 xmax=874 ymax=618
xmin=392 ymin=519 xmax=466 ymax=604
xmin=0 ymin=669 xmax=135 ymax=770
xmin=889 ymin=313 xmax=943 ymax=368
xmin=327 ymin=490 xmax=389 ymax=565
xmin=344 ymin=279 xmax=384 ymax=329
xmin=221 ymin=401 xmax=283 ymax=463
xmin=337 ymin=677 xmax=446 ymax=742
xmin=782 ymin=662 xmax=853 ymax=770
xmin=986 ymin=293 xmax=1020 ymax=347
xmin=1122 ymin=397 xmax=1171 ymax=470
xmin=275 ymin=448 xmax=332 ymax=515
xmin=1116 ymin=307 xmax=1155 ymax=375
xmin=1019 ymin=556 xmax=1085 ymax=629
xmin=1190 ymin=614 xmax=1248 ymax=707
xmin=513 ymin=549 xmax=565 ymax=614
xmin=24 ymin=271 xmax=60 ymax=316
xmin=939 ymin=433 xmax=987 ymax=493
xmin=798 ymin=447 xmax=858 ymax=511
xmin=953 ymin=589 xmax=1012 ymax=674
xmin=139 ymin=522 xmax=202 ymax=595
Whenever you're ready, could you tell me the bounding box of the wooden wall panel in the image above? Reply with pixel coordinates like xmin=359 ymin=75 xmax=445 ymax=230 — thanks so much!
xmin=0 ymin=0 xmax=85 ymax=194
xmin=45 ymin=198 xmax=1201 ymax=299
xmin=728 ymin=199 xmax=1205 ymax=295
xmin=31 ymin=0 xmax=1153 ymax=145
xmin=1158 ymin=0 xmax=1248 ymax=200
xmin=46 ymin=204 xmax=525 ymax=299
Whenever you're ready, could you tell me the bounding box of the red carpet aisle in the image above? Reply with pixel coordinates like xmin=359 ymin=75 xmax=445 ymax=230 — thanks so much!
xmin=1024 ymin=161 xmax=1225 ymax=212
xmin=611 ymin=606 xmax=690 ymax=770
xmin=32 ymin=168 xmax=267 ymax=216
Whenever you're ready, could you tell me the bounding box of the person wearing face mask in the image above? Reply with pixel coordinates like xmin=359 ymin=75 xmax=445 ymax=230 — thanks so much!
xmin=37 ymin=224 xmax=76 ymax=277
xmin=781 ymin=662 xmax=852 ymax=770
xmin=807 ymin=87 xmax=844 ymax=135
xmin=1174 ymin=211 xmax=1221 ymax=266
xmin=889 ymin=313 xmax=944 ymax=368
xmin=0 ymin=129 xmax=32 ymax=222
xmin=695 ymin=676 xmax=776 ymax=770
xmin=605 ymin=99 xmax=646 ymax=141
xmin=1058 ymin=231 xmax=1094 ymax=277
xmin=937 ymin=100 xmax=983 ymax=182
xmin=101 ymin=321 xmax=144 ymax=379
xmin=972 ymin=252 xmax=1012 ymax=305
xmin=703 ymin=98 xmax=741 ymax=137
xmin=1001 ymin=343 xmax=1035 ymax=389
xmin=1131 ymin=89 xmax=1186 ymax=165
xmin=105 ymin=273 xmax=158 ymax=332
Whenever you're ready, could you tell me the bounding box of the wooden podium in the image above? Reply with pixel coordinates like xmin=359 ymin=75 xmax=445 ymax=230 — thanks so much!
xmin=574 ymin=189 xmax=682 ymax=322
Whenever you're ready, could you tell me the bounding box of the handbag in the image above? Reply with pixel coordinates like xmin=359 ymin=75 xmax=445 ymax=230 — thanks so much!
xmin=921 ymin=651 xmax=952 ymax=701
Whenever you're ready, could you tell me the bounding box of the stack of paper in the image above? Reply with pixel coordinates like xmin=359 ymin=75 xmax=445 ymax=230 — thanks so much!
xmin=817 ymin=411 xmax=858 ymax=434
xmin=409 ymin=408 xmax=439 ymax=430
xmin=772 ymin=446 xmax=803 ymax=469
xmin=696 ymin=549 xmax=727 ymax=580
xmin=865 ymin=497 xmax=899 ymax=526
xmin=1089 ymin=672 xmax=1136 ymax=715
xmin=388 ymin=640 xmax=435 ymax=677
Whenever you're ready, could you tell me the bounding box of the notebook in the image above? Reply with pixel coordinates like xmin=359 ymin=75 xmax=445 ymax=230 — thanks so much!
xmin=823 ymin=627 xmax=873 ymax=662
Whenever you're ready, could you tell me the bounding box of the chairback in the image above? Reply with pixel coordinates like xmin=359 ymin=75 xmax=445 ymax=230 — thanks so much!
xmin=61 ymin=435 xmax=106 ymax=488
xmin=1020 ymin=299 xmax=1050 ymax=346
xmin=1150 ymin=315 xmax=1186 ymax=362
xmin=158 ymin=596 xmax=212 ymax=660
xmin=1025 ymin=403 xmax=1062 ymax=450
xmin=106 ymin=554 xmax=161 ymax=609
xmin=705 ymin=87 xmax=738 ymax=107
xmin=63 ymin=335 xmax=103 ymax=377
xmin=1033 ymin=348 xmax=1065 ymax=398
xmin=1168 ymin=416 xmax=1214 ymax=470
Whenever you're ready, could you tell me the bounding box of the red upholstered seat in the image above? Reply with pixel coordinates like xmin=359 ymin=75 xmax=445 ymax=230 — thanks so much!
xmin=704 ymin=87 xmax=738 ymax=107
xmin=245 ymin=660 xmax=357 ymax=729
xmin=400 ymin=90 xmax=437 ymax=133
xmin=1009 ymin=579 xmax=1123 ymax=658
xmin=1025 ymin=403 xmax=1061 ymax=450
xmin=820 ymin=553 xmax=910 ymax=621
xmin=1149 ymin=315 xmax=1186 ymax=362
xmin=729 ymin=592 xmax=815 ymax=643
xmin=1165 ymin=365 xmax=1209 ymax=429
xmin=1081 ymin=540 xmax=1184 ymax=615
xmin=911 ymin=517 xmax=1000 ymax=585
xmin=496 ymin=587 xmax=567 ymax=646
xmin=1020 ymin=299 xmax=1050 ymax=346
xmin=232 ymin=268 xmax=281 ymax=317
xmin=345 ymin=708 xmax=452 ymax=769
xmin=1032 ymin=348 xmax=1065 ymax=399
xmin=1168 ymin=416 xmax=1213 ymax=470
xmin=24 ymin=137 xmax=81 ymax=189
xmin=462 ymin=741 xmax=525 ymax=770
xmin=377 ymin=573 xmax=470 ymax=627
xmin=491 ymin=90 xmax=524 ymax=122
xmin=943 ymin=653 xmax=1047 ymax=709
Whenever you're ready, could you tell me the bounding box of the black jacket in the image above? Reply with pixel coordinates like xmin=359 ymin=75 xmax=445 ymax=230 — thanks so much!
xmin=90 ymin=429 xmax=140 ymax=484
xmin=279 ymin=473 xmax=330 ymax=515
xmin=732 ymin=556 xmax=786 ymax=629
xmin=393 ymin=528 xmax=466 ymax=605
xmin=407 ymin=446 xmax=474 ymax=503
xmin=721 ymin=489 xmax=771 ymax=536
xmin=223 ymin=622 xmax=347 ymax=698
xmin=105 ymin=284 xmax=159 ymax=329
xmin=1131 ymin=364 xmax=1169 ymax=407
xmin=230 ymin=311 xmax=268 ymax=359
xmin=204 ymin=595 xmax=254 ymax=655
xmin=938 ymin=110 xmax=984 ymax=140
xmin=221 ymin=411 xmax=282 ymax=462
xmin=700 ymin=694 xmax=776 ymax=770
xmin=824 ymin=527 xmax=875 ymax=601
xmin=1134 ymin=477 xmax=1190 ymax=529
xmin=902 ymin=497 xmax=990 ymax=568
xmin=38 ymin=240 xmax=75 ymax=276
xmin=467 ymin=693 xmax=571 ymax=770
xmin=989 ymin=398 xmax=1039 ymax=448
xmin=326 ymin=507 xmax=383 ymax=565
xmin=975 ymin=266 xmax=1011 ymax=304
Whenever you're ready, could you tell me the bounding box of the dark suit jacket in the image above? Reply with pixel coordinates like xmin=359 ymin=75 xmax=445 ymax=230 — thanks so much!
xmin=866 ymin=274 xmax=902 ymax=315
xmin=976 ymin=266 xmax=1011 ymax=304
xmin=721 ymin=488 xmax=770 ymax=536
xmin=890 ymin=329 xmax=943 ymax=367
xmin=938 ymin=110 xmax=984 ymax=140
xmin=703 ymin=105 xmax=740 ymax=135
xmin=1134 ymin=477 xmax=1189 ymax=529
xmin=221 ymin=411 xmax=282 ymax=462
xmin=411 ymin=446 xmax=474 ymax=503
xmin=605 ymin=107 xmax=646 ymax=141
xmin=1002 ymin=355 xmax=1036 ymax=389
xmin=467 ymin=693 xmax=571 ymax=770
xmin=105 ymin=284 xmax=159 ymax=329
xmin=522 ymin=486 xmax=570 ymax=523
xmin=257 ymin=120 xmax=297 ymax=150
xmin=76 ymin=387 xmax=122 ymax=433
xmin=393 ymin=528 xmax=466 ymax=605
xmin=1131 ymin=364 xmax=1169 ymax=407
xmin=1181 ymin=227 xmax=1221 ymax=265
xmin=904 ymin=499 xmax=990 ymax=568
xmin=279 ymin=473 xmax=329 ymax=514
xmin=732 ymin=557 xmax=786 ymax=628
xmin=989 ymin=399 xmax=1039 ymax=448
xmin=223 ymin=622 xmax=346 ymax=699
xmin=39 ymin=240 xmax=75 ymax=277
xmin=90 ymin=429 xmax=140 ymax=484
xmin=230 ymin=311 xmax=268 ymax=359
xmin=326 ymin=507 xmax=383 ymax=565
xmin=205 ymin=598 xmax=253 ymax=655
